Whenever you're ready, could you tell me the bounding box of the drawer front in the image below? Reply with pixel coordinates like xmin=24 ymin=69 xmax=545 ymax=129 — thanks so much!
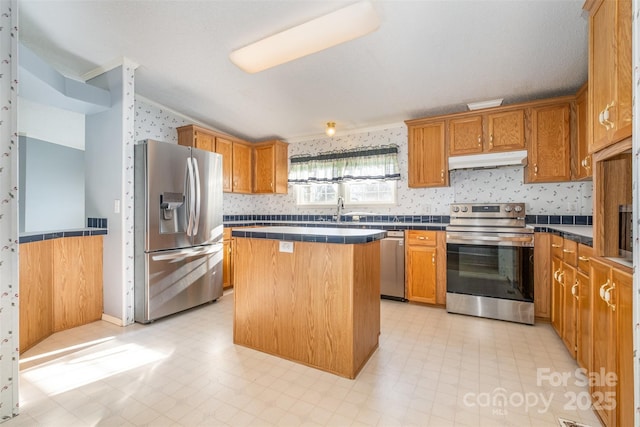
xmin=406 ymin=230 xmax=437 ymax=246
xmin=562 ymin=239 xmax=578 ymax=267
xmin=577 ymin=244 xmax=593 ymax=274
xmin=551 ymin=235 xmax=563 ymax=258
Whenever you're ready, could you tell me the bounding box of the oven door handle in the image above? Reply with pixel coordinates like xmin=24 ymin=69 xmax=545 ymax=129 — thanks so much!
xmin=446 ymin=234 xmax=534 ymax=246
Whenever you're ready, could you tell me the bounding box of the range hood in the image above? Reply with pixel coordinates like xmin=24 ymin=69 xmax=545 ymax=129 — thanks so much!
xmin=448 ymin=150 xmax=528 ymax=170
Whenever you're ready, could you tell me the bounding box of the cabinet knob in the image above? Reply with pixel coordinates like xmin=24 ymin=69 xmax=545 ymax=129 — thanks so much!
xmin=440 ymin=170 xmax=445 ymax=182
xmin=477 ymin=135 xmax=482 ymax=146
xmin=489 ymin=134 xmax=494 ymax=147
xmin=432 ymin=253 xmax=435 ymax=264
xmin=534 ymin=164 xmax=538 ymax=175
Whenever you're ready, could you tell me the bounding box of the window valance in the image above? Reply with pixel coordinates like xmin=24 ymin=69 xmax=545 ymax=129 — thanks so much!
xmin=288 ymin=145 xmax=400 ymax=184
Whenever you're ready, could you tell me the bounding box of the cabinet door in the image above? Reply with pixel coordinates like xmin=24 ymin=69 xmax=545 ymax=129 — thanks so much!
xmin=575 ymin=270 xmax=591 ymax=370
xmin=528 ymin=103 xmax=571 ymax=182
xmin=613 ymin=267 xmax=632 ymax=427
xmin=254 ymin=144 xmax=275 ymax=193
xmin=407 ymin=121 xmax=448 ymax=187
xmin=406 ymin=245 xmax=437 ymax=304
xmin=222 ymin=239 xmax=233 ymax=289
xmin=574 ymin=84 xmax=591 ymax=179
xmin=194 ymin=131 xmax=214 ymax=152
xmin=486 ymin=110 xmax=525 ymax=152
xmin=448 ymin=115 xmax=483 ymax=156
xmin=590 ymin=258 xmax=616 ymax=426
xmin=232 ymin=143 xmax=252 ymax=193
xmin=551 ymin=256 xmax=564 ymax=335
xmin=561 ymin=264 xmax=577 ymax=358
xmin=215 ymin=137 xmax=233 ymax=193
xmin=533 ymin=233 xmax=551 ymax=319
xmin=589 ymin=0 xmax=632 ymax=152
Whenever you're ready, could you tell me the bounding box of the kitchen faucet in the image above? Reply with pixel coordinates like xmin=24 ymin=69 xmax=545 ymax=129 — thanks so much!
xmin=335 ymin=196 xmax=344 ymax=223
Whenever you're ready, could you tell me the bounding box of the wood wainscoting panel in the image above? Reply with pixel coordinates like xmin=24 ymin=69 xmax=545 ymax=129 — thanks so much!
xmin=52 ymin=236 xmax=103 ymax=332
xmin=19 ymin=240 xmax=54 ymax=352
xmin=233 ymin=238 xmax=380 ymax=378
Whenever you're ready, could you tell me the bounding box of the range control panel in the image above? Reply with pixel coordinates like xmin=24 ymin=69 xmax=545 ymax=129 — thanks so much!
xmin=449 ymin=203 xmax=526 ymax=219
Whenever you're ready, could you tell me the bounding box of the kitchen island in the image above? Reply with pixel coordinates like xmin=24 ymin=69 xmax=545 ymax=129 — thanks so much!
xmin=232 ymin=226 xmax=385 ymax=379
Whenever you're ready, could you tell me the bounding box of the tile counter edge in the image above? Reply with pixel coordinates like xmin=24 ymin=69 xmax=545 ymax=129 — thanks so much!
xmin=20 ymin=228 xmax=108 ymax=244
xmin=232 ymin=226 xmax=386 ymax=244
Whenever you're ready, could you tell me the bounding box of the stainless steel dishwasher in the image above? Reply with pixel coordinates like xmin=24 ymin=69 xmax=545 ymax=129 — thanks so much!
xmin=380 ymin=230 xmax=405 ymax=301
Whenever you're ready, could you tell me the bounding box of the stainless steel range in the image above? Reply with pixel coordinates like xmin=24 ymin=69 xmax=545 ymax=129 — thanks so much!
xmin=446 ymin=203 xmax=535 ymax=325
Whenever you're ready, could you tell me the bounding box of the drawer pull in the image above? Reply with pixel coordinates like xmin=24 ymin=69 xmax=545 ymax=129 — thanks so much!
xmin=562 ymin=249 xmax=575 ymax=254
xmin=578 ymin=256 xmax=589 ymax=262
xmin=552 ymin=244 xmax=562 ymax=248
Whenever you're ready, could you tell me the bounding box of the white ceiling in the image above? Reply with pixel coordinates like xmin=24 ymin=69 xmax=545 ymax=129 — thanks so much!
xmin=18 ymin=0 xmax=589 ymax=142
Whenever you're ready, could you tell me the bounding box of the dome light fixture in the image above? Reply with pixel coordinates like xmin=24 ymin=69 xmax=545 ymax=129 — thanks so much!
xmin=326 ymin=122 xmax=336 ymax=137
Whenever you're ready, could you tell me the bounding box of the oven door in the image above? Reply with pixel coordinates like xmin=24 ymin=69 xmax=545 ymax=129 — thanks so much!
xmin=446 ymin=235 xmax=534 ymax=303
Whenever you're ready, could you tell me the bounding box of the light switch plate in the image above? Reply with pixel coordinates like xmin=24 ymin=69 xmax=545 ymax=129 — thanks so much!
xmin=279 ymin=241 xmax=294 ymax=253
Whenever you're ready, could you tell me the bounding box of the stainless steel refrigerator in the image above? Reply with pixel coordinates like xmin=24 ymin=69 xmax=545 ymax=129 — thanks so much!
xmin=134 ymin=139 xmax=224 ymax=323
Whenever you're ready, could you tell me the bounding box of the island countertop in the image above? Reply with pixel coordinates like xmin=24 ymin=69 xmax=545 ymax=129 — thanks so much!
xmin=232 ymin=226 xmax=386 ymax=244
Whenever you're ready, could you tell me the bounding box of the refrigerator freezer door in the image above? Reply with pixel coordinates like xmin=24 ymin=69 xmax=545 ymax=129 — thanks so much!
xmin=134 ymin=245 xmax=224 ymax=323
xmin=190 ymin=147 xmax=224 ymax=246
xmin=135 ymin=140 xmax=192 ymax=252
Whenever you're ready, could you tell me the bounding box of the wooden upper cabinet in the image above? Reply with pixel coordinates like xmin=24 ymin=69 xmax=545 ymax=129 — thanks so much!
xmin=527 ymin=102 xmax=571 ymax=183
xmin=177 ymin=124 xmax=214 ymax=151
xmin=487 ymin=109 xmax=525 ymax=152
xmin=449 ymin=115 xmax=483 ymax=155
xmin=574 ymin=84 xmax=592 ymax=180
xmin=406 ymin=120 xmax=448 ymax=187
xmin=232 ymin=142 xmax=252 ymax=194
xmin=586 ymin=0 xmax=632 ymax=153
xmin=448 ymin=109 xmax=525 ymax=156
xmin=253 ymin=140 xmax=289 ymax=194
xmin=214 ymin=137 xmax=233 ymax=193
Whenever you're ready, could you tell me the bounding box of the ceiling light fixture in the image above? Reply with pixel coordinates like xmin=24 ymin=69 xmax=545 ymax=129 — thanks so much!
xmin=326 ymin=122 xmax=336 ymax=137
xmin=229 ymin=1 xmax=380 ymax=73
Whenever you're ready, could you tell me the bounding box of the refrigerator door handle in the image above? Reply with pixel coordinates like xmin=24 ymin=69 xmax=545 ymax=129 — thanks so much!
xmin=186 ymin=157 xmax=196 ymax=236
xmin=151 ymin=243 xmax=224 ymax=262
xmin=192 ymin=157 xmax=201 ymax=237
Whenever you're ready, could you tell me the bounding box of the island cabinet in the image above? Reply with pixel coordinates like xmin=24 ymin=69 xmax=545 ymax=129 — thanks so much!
xmin=526 ymin=100 xmax=572 ymax=183
xmin=405 ymin=119 xmax=447 ymax=188
xmin=252 ymin=140 xmax=289 ymax=194
xmin=448 ymin=109 xmax=525 ymax=156
xmin=405 ymin=230 xmax=446 ymax=305
xmin=233 ymin=227 xmax=383 ymax=379
xmin=20 ymin=236 xmax=104 ymax=352
xmin=589 ymin=257 xmax=632 ymax=427
xmin=585 ymin=0 xmax=632 ymax=154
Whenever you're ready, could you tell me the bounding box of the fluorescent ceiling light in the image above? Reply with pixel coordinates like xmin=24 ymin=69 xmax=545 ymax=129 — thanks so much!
xmin=230 ymin=1 xmax=380 ymax=73
xmin=467 ymin=98 xmax=504 ymax=111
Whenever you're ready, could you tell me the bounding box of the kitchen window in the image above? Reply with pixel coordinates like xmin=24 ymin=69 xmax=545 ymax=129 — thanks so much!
xmin=295 ymin=180 xmax=397 ymax=207
xmin=290 ymin=144 xmax=400 ymax=207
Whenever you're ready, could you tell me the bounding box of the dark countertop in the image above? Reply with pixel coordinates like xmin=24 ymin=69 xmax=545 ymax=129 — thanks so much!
xmin=232 ymin=226 xmax=386 ymax=244
xmin=19 ymin=228 xmax=108 ymax=244
xmin=535 ymin=225 xmax=593 ymax=246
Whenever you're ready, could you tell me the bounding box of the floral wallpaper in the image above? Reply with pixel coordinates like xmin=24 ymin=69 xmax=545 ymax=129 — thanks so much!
xmin=133 ymin=100 xmax=593 ymax=217
xmin=0 ymin=0 xmax=20 ymax=420
xmin=122 ymin=61 xmax=136 ymax=326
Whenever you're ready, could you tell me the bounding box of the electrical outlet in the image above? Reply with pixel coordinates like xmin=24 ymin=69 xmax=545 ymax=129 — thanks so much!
xmin=352 ymin=215 xmax=360 ymax=222
xmin=567 ymin=202 xmax=577 ymax=213
xmin=279 ymin=241 xmax=293 ymax=253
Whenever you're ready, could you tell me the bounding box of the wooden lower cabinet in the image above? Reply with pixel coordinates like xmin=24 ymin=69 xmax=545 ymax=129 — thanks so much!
xmin=222 ymin=228 xmax=233 ymax=289
xmin=20 ymin=236 xmax=104 ymax=352
xmin=405 ymin=230 xmax=445 ymax=304
xmin=533 ymin=233 xmax=551 ymax=319
xmin=551 ymin=256 xmax=564 ymax=335
xmin=560 ymin=264 xmax=577 ymax=357
xmin=590 ymin=257 xmax=632 ymax=427
xmin=575 ymin=269 xmax=591 ymax=370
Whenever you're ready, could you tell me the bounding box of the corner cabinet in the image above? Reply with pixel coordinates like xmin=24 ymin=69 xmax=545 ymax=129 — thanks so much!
xmin=526 ymin=101 xmax=571 ymax=183
xmin=405 ymin=119 xmax=448 ymax=188
xmin=253 ymin=140 xmax=289 ymax=194
xmin=405 ymin=230 xmax=446 ymax=304
xmin=586 ymin=0 xmax=632 ymax=153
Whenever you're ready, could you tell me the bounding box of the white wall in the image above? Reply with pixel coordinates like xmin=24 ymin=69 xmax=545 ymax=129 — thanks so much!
xmin=18 ymin=97 xmax=85 ymax=149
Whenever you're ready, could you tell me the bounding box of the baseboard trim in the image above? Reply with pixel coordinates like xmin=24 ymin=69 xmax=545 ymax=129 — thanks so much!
xmin=101 ymin=313 xmax=124 ymax=326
